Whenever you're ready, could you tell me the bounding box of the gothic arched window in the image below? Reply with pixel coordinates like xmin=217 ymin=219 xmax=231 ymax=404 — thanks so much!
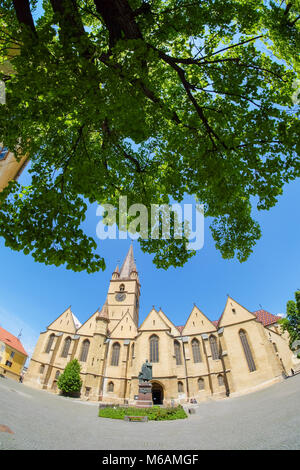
xmin=174 ymin=340 xmax=182 ymax=365
xmin=149 ymin=335 xmax=159 ymax=363
xmin=178 ymin=381 xmax=184 ymax=393
xmin=108 ymin=381 xmax=114 ymax=392
xmin=131 ymin=343 xmax=135 ymax=366
xmin=45 ymin=333 xmax=55 ymax=353
xmin=209 ymin=335 xmax=219 ymax=360
xmin=80 ymin=339 xmax=90 ymax=362
xmin=192 ymin=338 xmax=202 ymax=363
xmin=119 ymin=284 xmax=125 ymax=292
xmin=111 ymin=342 xmax=120 ymax=366
xmin=239 ymin=330 xmax=256 ymax=372
xmin=61 ymin=337 xmax=71 ymax=358
xmin=198 ymin=377 xmax=205 ymax=390
xmin=218 ymin=374 xmax=224 ymax=386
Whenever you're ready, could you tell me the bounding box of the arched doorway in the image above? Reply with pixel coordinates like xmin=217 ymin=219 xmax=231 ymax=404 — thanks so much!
xmin=151 ymin=382 xmax=164 ymax=405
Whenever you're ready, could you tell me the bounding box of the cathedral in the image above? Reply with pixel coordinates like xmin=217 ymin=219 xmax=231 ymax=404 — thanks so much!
xmin=24 ymin=245 xmax=300 ymax=404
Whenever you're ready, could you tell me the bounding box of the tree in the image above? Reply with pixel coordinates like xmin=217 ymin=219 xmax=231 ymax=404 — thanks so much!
xmin=57 ymin=359 xmax=83 ymax=396
xmin=0 ymin=0 xmax=299 ymax=272
xmin=279 ymin=290 xmax=300 ymax=353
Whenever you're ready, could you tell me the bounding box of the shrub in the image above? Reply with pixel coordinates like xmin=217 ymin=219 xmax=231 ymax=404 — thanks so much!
xmin=57 ymin=359 xmax=82 ymax=396
xmin=99 ymin=405 xmax=187 ymax=421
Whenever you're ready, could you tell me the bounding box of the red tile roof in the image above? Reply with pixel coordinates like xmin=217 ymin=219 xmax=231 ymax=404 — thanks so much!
xmin=252 ymin=310 xmax=281 ymax=327
xmin=176 ymin=326 xmax=185 ymax=334
xmin=0 ymin=326 xmax=28 ymax=357
xmin=177 ymin=309 xmax=280 ymax=334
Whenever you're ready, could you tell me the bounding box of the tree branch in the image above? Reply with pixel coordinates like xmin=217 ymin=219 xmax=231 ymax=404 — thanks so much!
xmin=12 ymin=0 xmax=37 ymax=37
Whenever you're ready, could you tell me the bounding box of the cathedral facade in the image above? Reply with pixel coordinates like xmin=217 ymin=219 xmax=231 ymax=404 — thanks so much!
xmin=24 ymin=245 xmax=300 ymax=404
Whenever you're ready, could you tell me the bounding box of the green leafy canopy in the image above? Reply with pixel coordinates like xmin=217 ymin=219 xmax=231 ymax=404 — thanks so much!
xmin=0 ymin=0 xmax=299 ymax=272
xmin=57 ymin=358 xmax=82 ymax=395
xmin=278 ymin=290 xmax=300 ymax=349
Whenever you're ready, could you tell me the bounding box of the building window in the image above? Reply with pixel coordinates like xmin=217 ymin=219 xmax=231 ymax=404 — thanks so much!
xmin=108 ymin=381 xmax=114 ymax=392
xmin=218 ymin=374 xmax=224 ymax=386
xmin=80 ymin=339 xmax=90 ymax=362
xmin=119 ymin=284 xmax=125 ymax=292
xmin=239 ymin=330 xmax=256 ymax=372
xmin=10 ymin=351 xmax=15 ymax=359
xmin=5 ymin=360 xmax=12 ymax=367
xmin=45 ymin=334 xmax=55 ymax=353
xmin=192 ymin=338 xmax=202 ymax=363
xmin=55 ymin=370 xmax=60 ymax=379
xmin=39 ymin=364 xmax=45 ymax=374
xmin=131 ymin=343 xmax=135 ymax=366
xmin=0 ymin=146 xmax=9 ymax=161
xmin=198 ymin=378 xmax=205 ymax=390
xmin=273 ymin=342 xmax=278 ymax=353
xmin=149 ymin=335 xmax=159 ymax=363
xmin=61 ymin=337 xmax=72 ymax=358
xmin=85 ymin=387 xmax=91 ymax=397
xmin=111 ymin=342 xmax=120 ymax=366
xmin=174 ymin=340 xmax=182 ymax=365
xmin=178 ymin=381 xmax=184 ymax=393
xmin=209 ymin=335 xmax=219 ymax=360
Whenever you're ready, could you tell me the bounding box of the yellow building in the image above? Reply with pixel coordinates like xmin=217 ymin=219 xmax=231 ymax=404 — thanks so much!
xmin=0 ymin=44 xmax=29 ymax=191
xmin=0 ymin=145 xmax=29 ymax=192
xmin=0 ymin=326 xmax=28 ymax=380
xmin=24 ymin=245 xmax=300 ymax=404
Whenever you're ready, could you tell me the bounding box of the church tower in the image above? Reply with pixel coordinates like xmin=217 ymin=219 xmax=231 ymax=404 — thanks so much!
xmin=106 ymin=244 xmax=141 ymax=330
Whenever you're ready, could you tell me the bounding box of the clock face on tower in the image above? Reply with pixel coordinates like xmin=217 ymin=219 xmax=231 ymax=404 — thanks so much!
xmin=115 ymin=293 xmax=126 ymax=302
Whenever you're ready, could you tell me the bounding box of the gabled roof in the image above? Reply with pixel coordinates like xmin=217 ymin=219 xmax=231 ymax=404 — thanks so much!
xmin=253 ymin=310 xmax=281 ymax=327
xmin=109 ymin=309 xmax=137 ymax=338
xmin=181 ymin=304 xmax=217 ymax=336
xmin=0 ymin=326 xmax=28 ymax=357
xmin=212 ymin=308 xmax=280 ymax=329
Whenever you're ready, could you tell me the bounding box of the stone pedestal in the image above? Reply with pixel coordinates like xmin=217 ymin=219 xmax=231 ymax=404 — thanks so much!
xmin=135 ymin=381 xmax=153 ymax=408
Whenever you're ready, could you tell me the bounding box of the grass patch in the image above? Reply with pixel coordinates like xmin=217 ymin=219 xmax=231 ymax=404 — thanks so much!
xmin=99 ymin=405 xmax=187 ymax=421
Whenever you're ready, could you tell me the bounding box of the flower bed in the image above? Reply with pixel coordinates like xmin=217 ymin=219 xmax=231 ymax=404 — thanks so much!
xmin=98 ymin=405 xmax=187 ymax=421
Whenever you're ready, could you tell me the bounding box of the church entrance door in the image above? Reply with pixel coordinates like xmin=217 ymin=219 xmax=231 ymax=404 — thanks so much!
xmin=151 ymin=382 xmax=163 ymax=405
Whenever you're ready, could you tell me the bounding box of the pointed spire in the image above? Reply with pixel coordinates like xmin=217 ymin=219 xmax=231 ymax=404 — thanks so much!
xmin=97 ymin=298 xmax=109 ymax=321
xmin=119 ymin=243 xmax=137 ymax=279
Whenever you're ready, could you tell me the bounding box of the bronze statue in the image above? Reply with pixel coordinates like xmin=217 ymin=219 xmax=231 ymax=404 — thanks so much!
xmin=138 ymin=360 xmax=152 ymax=383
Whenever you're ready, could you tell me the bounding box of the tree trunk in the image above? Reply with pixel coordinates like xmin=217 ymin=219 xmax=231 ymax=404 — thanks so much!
xmin=93 ymin=0 xmax=143 ymax=47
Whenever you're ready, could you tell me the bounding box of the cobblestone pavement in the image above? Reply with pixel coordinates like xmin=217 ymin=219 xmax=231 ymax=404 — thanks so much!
xmin=0 ymin=374 xmax=300 ymax=450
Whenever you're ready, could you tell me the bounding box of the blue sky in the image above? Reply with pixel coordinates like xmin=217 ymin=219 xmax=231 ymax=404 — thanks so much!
xmin=1 ymin=1 xmax=299 ymax=362
xmin=0 ymin=161 xmax=299 ymax=361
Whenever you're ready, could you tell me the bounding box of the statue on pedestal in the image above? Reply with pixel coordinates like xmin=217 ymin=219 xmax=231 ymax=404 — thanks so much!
xmin=138 ymin=360 xmax=152 ymax=383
